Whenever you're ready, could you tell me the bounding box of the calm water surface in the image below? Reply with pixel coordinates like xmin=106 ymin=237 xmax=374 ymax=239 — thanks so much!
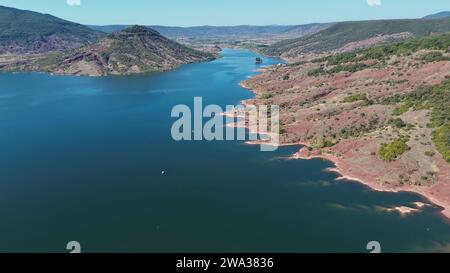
xmin=0 ymin=49 xmax=449 ymax=253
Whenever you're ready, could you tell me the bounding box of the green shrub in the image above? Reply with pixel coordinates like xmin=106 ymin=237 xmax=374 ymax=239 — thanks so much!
xmin=343 ymin=93 xmax=368 ymax=103
xmin=260 ymin=93 xmax=273 ymax=99
xmin=326 ymin=52 xmax=358 ymax=65
xmin=379 ymin=137 xmax=410 ymax=161
xmin=322 ymin=139 xmax=336 ymax=148
xmin=433 ymin=125 xmax=450 ymax=163
xmin=308 ymin=67 xmax=326 ymax=77
xmin=328 ymin=63 xmax=369 ymax=74
xmin=420 ymin=51 xmax=450 ymax=63
xmin=388 ymin=118 xmax=407 ymax=128
xmin=392 ymin=103 xmax=411 ymax=116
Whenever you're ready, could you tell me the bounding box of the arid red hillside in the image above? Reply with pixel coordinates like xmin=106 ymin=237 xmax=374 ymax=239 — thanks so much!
xmin=243 ymin=33 xmax=450 ymax=217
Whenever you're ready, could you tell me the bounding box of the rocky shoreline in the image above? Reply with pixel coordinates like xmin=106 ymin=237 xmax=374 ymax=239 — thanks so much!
xmin=290 ymin=146 xmax=450 ymax=220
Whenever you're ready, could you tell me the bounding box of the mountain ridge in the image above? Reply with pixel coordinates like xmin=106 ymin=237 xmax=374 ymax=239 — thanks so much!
xmin=262 ymin=17 xmax=450 ymax=60
xmin=0 ymin=5 xmax=105 ymax=54
xmin=423 ymin=11 xmax=450 ymax=20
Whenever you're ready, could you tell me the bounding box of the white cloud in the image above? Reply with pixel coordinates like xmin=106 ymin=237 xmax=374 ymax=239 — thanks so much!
xmin=367 ymin=0 xmax=382 ymax=6
xmin=66 ymin=0 xmax=81 ymax=6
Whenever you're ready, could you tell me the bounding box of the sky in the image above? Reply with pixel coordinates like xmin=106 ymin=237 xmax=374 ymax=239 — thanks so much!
xmin=0 ymin=0 xmax=449 ymax=26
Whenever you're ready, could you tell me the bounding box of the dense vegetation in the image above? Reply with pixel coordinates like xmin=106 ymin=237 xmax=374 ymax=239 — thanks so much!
xmin=342 ymin=93 xmax=375 ymax=106
xmin=0 ymin=5 xmax=104 ymax=53
xmin=379 ymin=137 xmax=410 ymax=162
xmin=419 ymin=51 xmax=450 ymax=63
xmin=263 ymin=18 xmax=450 ymax=56
xmin=434 ymin=126 xmax=450 ymax=163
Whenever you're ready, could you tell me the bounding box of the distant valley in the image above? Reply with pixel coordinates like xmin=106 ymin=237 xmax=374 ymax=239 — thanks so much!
xmin=88 ymin=24 xmax=330 ymax=40
xmin=87 ymin=23 xmax=331 ymax=51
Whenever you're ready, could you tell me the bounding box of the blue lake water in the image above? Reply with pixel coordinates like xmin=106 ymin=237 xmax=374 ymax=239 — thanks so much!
xmin=0 ymin=48 xmax=449 ymax=253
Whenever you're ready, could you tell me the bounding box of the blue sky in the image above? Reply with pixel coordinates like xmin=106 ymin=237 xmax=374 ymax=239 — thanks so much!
xmin=0 ymin=0 xmax=449 ymax=26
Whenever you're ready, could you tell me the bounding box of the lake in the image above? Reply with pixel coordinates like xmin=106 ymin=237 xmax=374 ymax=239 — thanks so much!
xmin=0 ymin=48 xmax=449 ymax=253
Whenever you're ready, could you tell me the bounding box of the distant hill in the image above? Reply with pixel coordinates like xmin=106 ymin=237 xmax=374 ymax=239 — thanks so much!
xmin=88 ymin=24 xmax=330 ymax=39
xmin=87 ymin=25 xmax=128 ymax=34
xmin=423 ymin=11 xmax=450 ymax=20
xmin=31 ymin=26 xmax=216 ymax=76
xmin=262 ymin=18 xmax=450 ymax=59
xmin=0 ymin=5 xmax=105 ymax=54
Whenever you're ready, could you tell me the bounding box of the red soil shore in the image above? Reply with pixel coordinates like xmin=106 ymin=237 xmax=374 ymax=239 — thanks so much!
xmin=291 ymin=146 xmax=450 ymax=220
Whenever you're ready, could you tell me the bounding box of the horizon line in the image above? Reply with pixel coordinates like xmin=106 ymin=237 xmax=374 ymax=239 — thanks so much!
xmin=0 ymin=4 xmax=448 ymax=28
